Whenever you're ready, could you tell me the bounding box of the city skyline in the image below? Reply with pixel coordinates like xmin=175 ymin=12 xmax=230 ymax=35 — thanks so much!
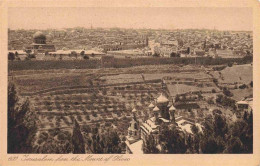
xmin=8 ymin=7 xmax=252 ymax=31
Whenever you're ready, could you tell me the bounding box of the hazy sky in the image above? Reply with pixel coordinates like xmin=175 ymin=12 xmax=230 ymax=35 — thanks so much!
xmin=8 ymin=7 xmax=252 ymax=31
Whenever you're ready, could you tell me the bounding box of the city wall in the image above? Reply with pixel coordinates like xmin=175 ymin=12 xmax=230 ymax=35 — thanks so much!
xmin=8 ymin=56 xmax=252 ymax=71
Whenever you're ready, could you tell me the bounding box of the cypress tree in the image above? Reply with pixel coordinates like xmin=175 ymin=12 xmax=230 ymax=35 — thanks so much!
xmin=72 ymin=118 xmax=85 ymax=153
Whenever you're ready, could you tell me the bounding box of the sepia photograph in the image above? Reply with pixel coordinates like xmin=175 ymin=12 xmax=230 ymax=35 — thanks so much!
xmin=5 ymin=6 xmax=255 ymax=156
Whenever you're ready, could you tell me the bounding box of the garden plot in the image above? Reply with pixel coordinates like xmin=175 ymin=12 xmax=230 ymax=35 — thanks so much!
xmin=14 ymin=73 xmax=94 ymax=93
xmin=211 ymin=64 xmax=252 ymax=84
xmin=31 ymin=82 xmax=161 ymax=133
xmin=231 ymin=88 xmax=253 ymax=101
xmin=100 ymin=74 xmax=144 ymax=84
xmin=143 ymin=72 xmax=210 ymax=81
xmin=167 ymin=84 xmax=214 ymax=97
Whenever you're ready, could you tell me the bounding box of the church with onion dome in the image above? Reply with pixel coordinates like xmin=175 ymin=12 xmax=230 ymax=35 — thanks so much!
xmin=125 ymin=93 xmax=203 ymax=154
xmin=25 ymin=31 xmax=56 ymax=54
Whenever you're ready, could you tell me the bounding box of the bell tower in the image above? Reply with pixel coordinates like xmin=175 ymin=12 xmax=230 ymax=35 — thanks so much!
xmin=126 ymin=108 xmax=140 ymax=144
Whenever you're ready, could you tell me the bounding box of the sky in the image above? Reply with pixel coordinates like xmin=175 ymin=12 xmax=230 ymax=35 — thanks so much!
xmin=8 ymin=7 xmax=253 ymax=31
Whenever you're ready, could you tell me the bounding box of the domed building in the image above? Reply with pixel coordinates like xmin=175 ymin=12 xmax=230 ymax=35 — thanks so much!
xmin=125 ymin=93 xmax=203 ymax=154
xmin=25 ymin=31 xmax=55 ymax=55
xmin=33 ymin=31 xmax=47 ymax=44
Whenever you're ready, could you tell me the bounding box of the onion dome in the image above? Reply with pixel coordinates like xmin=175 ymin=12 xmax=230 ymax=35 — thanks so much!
xmin=169 ymin=105 xmax=176 ymax=111
xmin=148 ymin=103 xmax=155 ymax=108
xmin=156 ymin=93 xmax=169 ymax=104
xmin=132 ymin=108 xmax=137 ymax=113
xmin=167 ymin=102 xmax=172 ymax=107
xmin=153 ymin=106 xmax=160 ymax=112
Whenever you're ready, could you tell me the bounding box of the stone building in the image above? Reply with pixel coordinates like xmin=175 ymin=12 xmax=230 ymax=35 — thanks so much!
xmin=25 ymin=31 xmax=56 ymax=54
xmin=125 ymin=93 xmax=203 ymax=154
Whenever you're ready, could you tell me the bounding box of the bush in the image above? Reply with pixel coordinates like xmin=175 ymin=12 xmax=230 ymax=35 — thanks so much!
xmin=28 ymin=54 xmax=36 ymax=59
xmin=239 ymin=84 xmax=247 ymax=89
xmin=216 ymin=94 xmax=236 ymax=109
xmin=223 ymin=87 xmax=233 ymax=97
xmin=8 ymin=52 xmax=15 ymax=61
xmin=57 ymin=133 xmax=67 ymax=141
xmin=207 ymin=98 xmax=215 ymax=104
xmin=152 ymin=53 xmax=160 ymax=57
xmin=170 ymin=52 xmax=180 ymax=57
xmin=250 ymin=81 xmax=253 ymax=87
xmin=83 ymin=55 xmax=89 ymax=60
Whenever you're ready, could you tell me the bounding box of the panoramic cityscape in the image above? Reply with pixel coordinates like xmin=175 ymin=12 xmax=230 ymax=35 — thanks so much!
xmin=7 ymin=7 xmax=253 ymax=154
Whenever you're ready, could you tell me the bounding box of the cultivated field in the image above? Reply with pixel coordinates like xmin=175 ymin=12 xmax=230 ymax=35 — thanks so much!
xmin=9 ymin=63 xmax=252 ymax=149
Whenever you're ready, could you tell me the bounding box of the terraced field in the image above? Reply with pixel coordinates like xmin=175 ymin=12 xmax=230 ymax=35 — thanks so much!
xmin=10 ymin=63 xmax=248 ymax=149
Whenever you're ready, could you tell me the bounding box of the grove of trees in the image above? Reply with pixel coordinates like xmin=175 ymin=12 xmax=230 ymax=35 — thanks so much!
xmin=142 ymin=111 xmax=253 ymax=154
xmin=8 ymin=82 xmax=38 ymax=153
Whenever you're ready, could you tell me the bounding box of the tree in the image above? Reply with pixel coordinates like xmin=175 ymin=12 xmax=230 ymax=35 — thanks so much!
xmin=143 ymin=134 xmax=159 ymax=154
xmin=8 ymin=83 xmax=37 ymax=153
xmin=191 ymin=125 xmax=199 ymax=135
xmin=28 ymin=54 xmax=36 ymax=59
xmin=101 ymin=129 xmax=122 ymax=153
xmin=213 ymin=114 xmax=228 ymax=138
xmin=159 ymin=125 xmax=187 ymax=153
xmin=250 ymin=81 xmax=253 ymax=87
xmin=187 ymin=47 xmax=190 ymax=54
xmin=91 ymin=53 xmax=95 ymax=57
xmin=84 ymin=55 xmax=89 ymax=60
xmin=243 ymin=111 xmax=248 ymax=121
xmin=175 ymin=95 xmax=180 ymax=102
xmin=170 ymin=52 xmax=180 ymax=57
xmin=72 ymin=119 xmax=85 ymax=153
xmin=71 ymin=51 xmax=77 ymax=58
xmin=211 ymin=89 xmax=216 ymax=93
xmin=86 ymin=127 xmax=122 ymax=154
xmin=193 ymin=134 xmax=200 ymax=153
xmin=80 ymin=51 xmax=85 ymax=56
xmin=152 ymin=52 xmax=160 ymax=57
xmin=226 ymin=137 xmax=244 ymax=153
xmin=228 ymin=62 xmax=233 ymax=67
xmin=239 ymin=84 xmax=247 ymax=89
xmin=8 ymin=52 xmax=15 ymax=61
xmin=201 ymin=136 xmax=220 ymax=153
xmin=223 ymin=87 xmax=233 ymax=97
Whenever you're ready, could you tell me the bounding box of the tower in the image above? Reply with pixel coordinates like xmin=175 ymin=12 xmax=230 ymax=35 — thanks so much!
xmin=153 ymin=106 xmax=160 ymax=125
xmin=126 ymin=108 xmax=140 ymax=144
xmin=169 ymin=105 xmax=176 ymax=123
xmin=156 ymin=93 xmax=170 ymax=120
